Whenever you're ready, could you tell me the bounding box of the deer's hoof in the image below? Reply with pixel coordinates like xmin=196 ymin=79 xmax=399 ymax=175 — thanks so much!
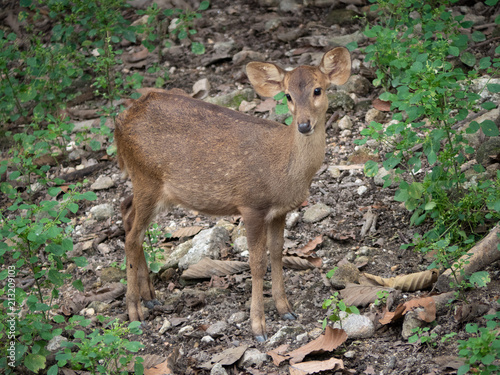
xmin=143 ymin=299 xmax=161 ymax=309
xmin=255 ymin=334 xmax=267 ymax=343
xmin=282 ymin=312 xmax=297 ymax=320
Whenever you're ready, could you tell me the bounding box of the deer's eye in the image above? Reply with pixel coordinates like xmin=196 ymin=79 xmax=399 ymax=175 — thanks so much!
xmin=314 ymin=88 xmax=322 ymax=96
xmin=285 ymin=94 xmax=292 ymax=102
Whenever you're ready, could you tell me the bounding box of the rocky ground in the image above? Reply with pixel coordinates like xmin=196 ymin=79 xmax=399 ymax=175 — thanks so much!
xmin=4 ymin=0 xmax=500 ymax=374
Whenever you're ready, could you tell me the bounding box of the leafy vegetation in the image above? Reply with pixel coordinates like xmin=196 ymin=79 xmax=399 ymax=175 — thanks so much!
xmin=0 ymin=0 xmax=208 ymax=373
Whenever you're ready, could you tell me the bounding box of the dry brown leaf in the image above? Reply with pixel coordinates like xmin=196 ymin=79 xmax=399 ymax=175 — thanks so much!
xmin=362 ymin=269 xmax=438 ymax=291
xmin=372 ymin=98 xmax=391 ymax=111
xmin=266 ymin=344 xmax=289 ymax=366
xmin=181 ymin=258 xmax=250 ymax=279
xmin=289 ymin=357 xmax=344 ymax=375
xmin=255 ymin=97 xmax=276 ymax=112
xmin=290 ymin=235 xmax=323 ymax=257
xmin=339 ymin=284 xmax=395 ymax=307
xmin=171 ymin=226 xmax=203 ymax=238
xmin=283 ymin=256 xmax=322 ymax=270
xmin=200 ymin=345 xmax=248 ymax=369
xmin=286 ymin=327 xmax=347 ymax=364
xmin=379 ymin=296 xmax=436 ymax=325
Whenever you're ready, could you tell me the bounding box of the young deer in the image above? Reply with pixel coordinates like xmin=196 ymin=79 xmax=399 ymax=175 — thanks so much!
xmin=115 ymin=47 xmax=351 ymax=341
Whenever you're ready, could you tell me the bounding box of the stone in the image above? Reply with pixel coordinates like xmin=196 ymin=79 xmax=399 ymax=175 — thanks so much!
xmin=72 ymin=119 xmax=96 ymax=133
xmin=268 ymin=326 xmax=306 ymax=346
xmin=303 ymin=203 xmax=332 ymax=223
xmin=338 ymin=115 xmax=353 ymax=130
xmin=329 ymin=262 xmax=361 ymax=289
xmin=341 ymin=74 xmax=372 ymax=96
xmin=333 ymin=312 xmax=375 ymax=338
xmin=286 ymin=211 xmax=300 ymax=228
xmin=163 ymin=240 xmax=192 ymax=269
xmin=87 ymin=300 xmax=111 ymax=313
xmin=402 ymin=308 xmax=427 ymax=339
xmin=462 ymin=107 xmax=500 ymax=150
xmin=237 ymin=348 xmax=268 ymax=368
xmin=159 ymin=319 xmax=172 ymax=334
xmin=476 ymin=137 xmax=500 ymax=166
xmin=90 ymin=203 xmax=114 ymax=221
xmin=178 ymin=227 xmax=230 ymax=270
xmin=100 ymin=267 xmax=126 ymax=283
xmin=91 ymin=175 xmax=114 ymax=190
xmin=205 ymin=88 xmax=255 ymax=109
xmin=206 ymin=321 xmax=228 ymax=337
xmin=357 ymin=185 xmax=368 ymax=195
xmin=210 ymin=363 xmax=228 ymax=375
xmin=233 ymin=236 xmax=248 ymax=254
xmin=328 ymin=166 xmax=341 ymax=178
xmin=202 ymin=335 xmax=215 ymax=344
xmin=374 ymin=167 xmax=397 ymax=187
xmin=325 ymin=8 xmax=359 ymax=26
xmin=47 ymin=335 xmax=68 ymax=352
xmin=229 ymin=311 xmax=247 ymax=325
xmin=328 ymin=91 xmax=355 ymax=111
xmin=365 ymin=108 xmax=385 ymax=124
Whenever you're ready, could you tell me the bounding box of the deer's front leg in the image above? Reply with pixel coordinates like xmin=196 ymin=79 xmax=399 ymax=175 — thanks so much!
xmin=244 ymin=211 xmax=268 ymax=342
xmin=268 ymin=214 xmax=296 ymax=320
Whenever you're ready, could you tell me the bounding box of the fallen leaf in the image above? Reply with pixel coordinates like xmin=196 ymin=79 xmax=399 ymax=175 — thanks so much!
xmin=379 ymin=296 xmax=436 ymax=325
xmin=339 ymin=284 xmax=395 ymax=307
xmin=283 ymin=256 xmax=322 ymax=270
xmin=289 ymin=357 xmax=344 ymax=375
xmin=287 ymin=235 xmax=323 ymax=257
xmin=372 ymin=98 xmax=391 ymax=111
xmin=255 ymin=97 xmax=276 ymax=112
xmin=200 ymin=345 xmax=248 ymax=369
xmin=267 ymin=344 xmax=289 ymax=366
xmin=171 ymin=226 xmax=203 ymax=238
xmin=181 ymin=258 xmax=250 ymax=279
xmin=362 ymin=269 xmax=438 ymax=291
xmin=287 ymin=327 xmax=347 ymax=364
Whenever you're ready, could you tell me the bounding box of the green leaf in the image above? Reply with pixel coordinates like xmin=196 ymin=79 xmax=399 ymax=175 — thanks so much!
xmin=486 ymin=0 xmax=498 ymax=5
xmin=364 ymin=160 xmax=378 ymax=177
xmin=72 ymin=279 xmax=84 ymax=291
xmin=460 ymin=52 xmax=476 ymax=67
xmin=480 ymin=120 xmax=499 ymax=136
xmin=24 ymin=354 xmax=46 ymax=373
xmin=469 ymin=271 xmax=490 ymax=287
xmin=72 ymin=256 xmax=88 ymax=267
xmin=89 ymin=139 xmax=101 ymax=151
xmin=479 ymin=57 xmax=491 ymax=69
xmin=48 ymin=187 xmax=61 ymax=197
xmin=345 ymin=41 xmax=358 ymax=51
xmin=408 ymin=182 xmax=424 ymax=199
xmin=191 ymin=42 xmax=205 ymax=55
xmin=199 ymin=0 xmax=210 ymax=10
xmin=424 ymin=201 xmax=437 ymax=210
xmin=487 ymin=83 xmax=500 ymax=93
xmin=481 ymin=101 xmax=497 ymax=110
xmin=471 ymin=31 xmax=486 ymax=42
xmin=448 ymin=46 xmax=459 ymax=56
xmin=68 ymin=202 xmax=79 ymax=214
xmin=466 ymin=121 xmax=480 ymax=134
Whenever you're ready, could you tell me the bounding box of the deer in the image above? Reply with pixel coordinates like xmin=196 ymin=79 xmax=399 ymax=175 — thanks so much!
xmin=115 ymin=47 xmax=351 ymax=342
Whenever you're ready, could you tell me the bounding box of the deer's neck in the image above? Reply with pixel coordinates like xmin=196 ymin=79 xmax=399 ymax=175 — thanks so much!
xmin=290 ymin=118 xmax=326 ymax=181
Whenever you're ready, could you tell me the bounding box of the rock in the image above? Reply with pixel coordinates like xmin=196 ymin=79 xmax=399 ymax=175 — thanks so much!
xmin=202 ymin=335 xmax=215 ymax=344
xmin=286 ymin=211 xmax=300 ymax=228
xmin=72 ymin=119 xmax=96 ymax=133
xmin=179 ymin=325 xmax=194 ymax=335
xmin=338 ymin=115 xmax=353 ymax=130
xmin=476 ymin=137 xmax=500 ymax=166
xmin=357 ymin=185 xmax=368 ymax=195
xmin=231 ymin=221 xmax=246 ymax=243
xmin=206 ymin=321 xmax=228 ymax=337
xmin=267 ymin=326 xmax=306 ymax=346
xmin=325 ymin=8 xmax=359 ymax=26
xmin=47 ymin=335 xmax=68 ymax=352
xmin=329 ymin=262 xmax=361 ymax=289
xmin=365 ymin=108 xmax=385 ymax=124
xmin=91 ymin=175 xmax=114 ymax=190
xmin=229 ymin=311 xmax=247 ymax=324
xmin=328 ymin=91 xmax=355 ymax=111
xmin=210 ymin=363 xmax=228 ymax=375
xmin=279 ymin=0 xmax=300 ymax=12
xmin=163 ymin=240 xmax=193 ymax=269
xmin=303 ymin=203 xmax=332 ymax=223
xmin=402 ymin=308 xmax=427 ymax=340
xmin=374 ymin=167 xmax=397 ymax=187
xmin=159 ymin=319 xmax=172 ymax=334
xmin=462 ymin=107 xmax=500 ymax=150
xmin=205 ymin=88 xmax=255 ymax=109
xmin=344 ymin=350 xmax=356 ymax=358
xmin=178 ymin=227 xmax=230 ymax=270
xmin=87 ymin=301 xmax=111 ymax=313
xmin=328 ymin=166 xmax=341 ymax=178
xmin=97 ymin=243 xmax=112 ymax=255
xmin=100 ymin=267 xmax=126 ymax=283
xmin=90 ymin=203 xmax=114 ymax=220
xmin=340 ymin=129 xmax=352 ymax=138
xmin=341 ymin=74 xmax=372 ymax=96
xmin=237 ymin=348 xmax=268 ymax=368
xmin=233 ymin=236 xmax=248 ymax=254
xmin=333 ymin=312 xmax=375 ymax=338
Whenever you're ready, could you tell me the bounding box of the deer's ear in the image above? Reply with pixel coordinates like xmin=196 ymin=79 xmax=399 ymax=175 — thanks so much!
xmin=246 ymin=62 xmax=285 ymax=98
xmin=320 ymin=47 xmax=351 ymax=86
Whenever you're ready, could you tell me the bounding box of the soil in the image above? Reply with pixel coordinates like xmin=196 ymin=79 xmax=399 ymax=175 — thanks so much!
xmin=3 ymin=0 xmax=500 ymax=374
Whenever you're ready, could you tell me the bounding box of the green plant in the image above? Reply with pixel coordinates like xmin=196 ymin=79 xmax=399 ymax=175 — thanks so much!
xmin=457 ymin=309 xmax=500 ymax=375
xmin=408 ymin=326 xmax=438 ymax=348
xmin=274 ymin=92 xmax=293 ymax=125
xmin=355 ymin=0 xmax=500 ymax=271
xmin=143 ymin=223 xmax=168 ymax=273
xmin=55 ymin=316 xmax=144 ymax=375
xmin=322 ymin=291 xmax=360 ymax=330
xmin=374 ymin=290 xmax=390 ymax=307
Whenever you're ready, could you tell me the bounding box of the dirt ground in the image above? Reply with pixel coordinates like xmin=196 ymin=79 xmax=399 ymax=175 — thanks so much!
xmin=3 ymin=0 xmax=500 ymax=374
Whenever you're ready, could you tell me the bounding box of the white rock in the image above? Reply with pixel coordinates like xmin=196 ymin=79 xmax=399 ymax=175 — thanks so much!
xmin=357 ymin=185 xmax=368 ymax=195
xmin=90 ymin=203 xmax=114 ymax=220
xmin=333 ymin=312 xmax=375 ymax=338
xmin=338 ymin=115 xmax=353 ymax=130
xmin=91 ymin=175 xmax=115 ymax=190
xmin=159 ymin=319 xmax=171 ymax=334
xmin=237 ymin=348 xmax=268 ymax=368
xmin=178 ymin=227 xmax=230 ymax=270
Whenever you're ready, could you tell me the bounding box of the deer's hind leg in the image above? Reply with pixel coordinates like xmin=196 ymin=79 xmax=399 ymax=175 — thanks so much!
xmin=123 ymin=184 xmax=162 ymax=321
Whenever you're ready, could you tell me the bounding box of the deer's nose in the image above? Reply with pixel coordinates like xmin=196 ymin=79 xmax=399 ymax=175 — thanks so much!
xmin=298 ymin=121 xmax=312 ymax=134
